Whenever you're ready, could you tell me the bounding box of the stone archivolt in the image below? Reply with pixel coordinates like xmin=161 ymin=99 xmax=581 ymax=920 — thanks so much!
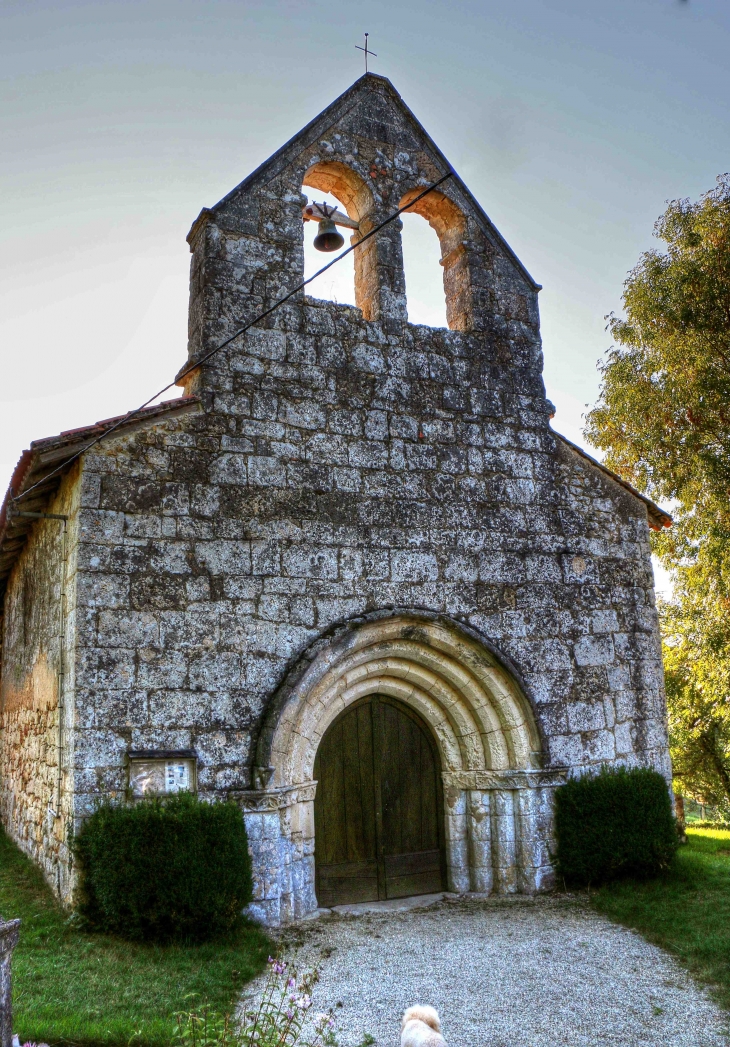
xmin=261 ymin=614 xmax=541 ymax=783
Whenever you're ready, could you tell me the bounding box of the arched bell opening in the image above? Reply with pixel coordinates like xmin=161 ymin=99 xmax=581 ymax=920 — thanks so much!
xmin=399 ymin=187 xmax=472 ymax=331
xmin=301 ymin=160 xmax=406 ymax=321
xmin=400 ymin=210 xmax=449 ymax=328
xmin=302 ymin=160 xmax=376 ymax=316
xmin=313 ymin=694 xmax=446 ymax=907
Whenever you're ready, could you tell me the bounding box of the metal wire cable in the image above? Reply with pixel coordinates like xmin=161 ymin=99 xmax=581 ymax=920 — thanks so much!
xmin=10 ymin=171 xmax=453 ymax=509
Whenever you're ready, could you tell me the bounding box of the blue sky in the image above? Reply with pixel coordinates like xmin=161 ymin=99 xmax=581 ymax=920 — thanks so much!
xmin=1 ymin=0 xmax=728 ymax=590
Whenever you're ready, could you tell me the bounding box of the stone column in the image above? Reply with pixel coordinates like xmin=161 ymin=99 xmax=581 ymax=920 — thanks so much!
xmin=515 ymin=788 xmax=541 ymax=893
xmin=443 ymin=785 xmax=470 ymax=893
xmin=491 ymin=790 xmax=518 ymax=893
xmin=0 ymin=919 xmax=20 ymax=1047
xmin=279 ymin=795 xmax=317 ymax=922
xmin=353 ymin=213 xmax=407 ymax=323
xmin=467 ymin=790 xmax=493 ymax=893
xmin=243 ymin=807 xmax=282 ymax=926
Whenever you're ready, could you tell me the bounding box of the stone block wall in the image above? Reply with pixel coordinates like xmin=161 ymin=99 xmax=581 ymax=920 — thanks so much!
xmin=66 ymin=76 xmax=668 ymax=828
xmin=67 ymin=298 xmax=668 ymax=821
xmin=0 ymin=470 xmax=79 ymax=901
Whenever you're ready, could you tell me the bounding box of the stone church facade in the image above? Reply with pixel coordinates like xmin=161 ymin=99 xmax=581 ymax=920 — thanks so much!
xmin=0 ymin=74 xmax=671 ymax=924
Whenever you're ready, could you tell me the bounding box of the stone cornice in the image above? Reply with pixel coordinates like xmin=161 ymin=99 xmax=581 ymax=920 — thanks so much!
xmin=234 ymin=769 xmax=568 ymax=812
xmin=442 ymin=768 xmax=569 ymax=791
xmin=234 ymin=782 xmax=318 ymax=812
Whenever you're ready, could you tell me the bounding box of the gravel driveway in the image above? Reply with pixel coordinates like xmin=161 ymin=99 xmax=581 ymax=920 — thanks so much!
xmin=244 ymin=895 xmax=729 ymax=1047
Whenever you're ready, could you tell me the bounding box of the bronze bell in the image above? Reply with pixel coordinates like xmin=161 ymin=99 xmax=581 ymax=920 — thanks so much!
xmin=313 ymin=216 xmax=345 ymax=252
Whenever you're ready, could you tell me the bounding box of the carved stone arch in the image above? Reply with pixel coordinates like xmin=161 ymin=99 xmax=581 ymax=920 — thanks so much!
xmin=257 ymin=612 xmax=542 ymax=788
xmin=243 ymin=612 xmax=564 ymax=926
xmin=302 ymin=160 xmax=374 ymax=223
xmin=400 ymin=186 xmax=472 ymax=331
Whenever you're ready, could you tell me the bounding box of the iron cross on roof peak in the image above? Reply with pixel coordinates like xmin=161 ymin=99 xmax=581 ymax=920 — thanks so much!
xmin=356 ymin=33 xmax=377 ymax=73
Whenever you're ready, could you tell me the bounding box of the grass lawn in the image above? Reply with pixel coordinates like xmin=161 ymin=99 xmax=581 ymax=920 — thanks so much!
xmin=593 ymin=827 xmax=730 ymax=1008
xmin=0 ymin=828 xmax=270 ymax=1047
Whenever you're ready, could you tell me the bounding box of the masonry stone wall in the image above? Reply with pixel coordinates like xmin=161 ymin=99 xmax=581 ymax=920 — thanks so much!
xmin=70 ymin=297 xmax=668 ymax=814
xmin=0 ymin=471 xmax=78 ymax=900
xmin=0 ymin=75 xmax=670 ymax=917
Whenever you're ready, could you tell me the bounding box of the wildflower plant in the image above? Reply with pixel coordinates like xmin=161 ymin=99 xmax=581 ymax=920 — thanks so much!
xmin=175 ymin=957 xmax=337 ymax=1047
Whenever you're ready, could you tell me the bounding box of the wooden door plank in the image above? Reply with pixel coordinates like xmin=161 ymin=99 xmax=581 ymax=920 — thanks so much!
xmin=420 ymin=729 xmax=439 ymax=850
xmin=385 ymin=870 xmax=444 ymax=899
xmin=384 ymin=849 xmax=442 ymax=899
xmin=317 ymin=859 xmax=379 ymax=907
xmin=371 ymin=696 xmax=386 ymax=900
xmin=400 ymin=713 xmax=422 ymax=855
xmin=342 ymin=702 xmax=366 ymax=862
xmin=321 ymin=719 xmax=346 ymax=865
xmin=384 ymin=849 xmax=442 ymax=875
xmin=356 ymin=701 xmax=378 ymax=862
xmin=380 ymin=701 xmax=402 ymax=856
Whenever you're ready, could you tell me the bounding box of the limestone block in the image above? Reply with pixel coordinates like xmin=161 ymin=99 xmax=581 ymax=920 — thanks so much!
xmin=390 ymin=551 xmax=438 ymax=583
xmin=249 ymin=457 xmax=287 ymax=488
xmin=567 ymin=701 xmax=606 ymax=733
xmin=574 ymin=635 xmax=616 ymax=667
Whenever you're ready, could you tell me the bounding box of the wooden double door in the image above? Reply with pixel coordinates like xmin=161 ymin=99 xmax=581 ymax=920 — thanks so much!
xmin=314 ymin=695 xmax=445 ymax=907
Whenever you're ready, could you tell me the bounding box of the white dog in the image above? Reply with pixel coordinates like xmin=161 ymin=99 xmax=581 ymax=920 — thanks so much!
xmin=401 ymin=1006 xmax=447 ymax=1047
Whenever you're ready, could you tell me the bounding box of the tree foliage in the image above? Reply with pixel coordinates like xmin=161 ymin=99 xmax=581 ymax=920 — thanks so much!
xmin=663 ymin=593 xmax=730 ymax=813
xmin=584 ymin=173 xmax=730 ymax=527
xmin=585 ymin=174 xmax=730 ymax=806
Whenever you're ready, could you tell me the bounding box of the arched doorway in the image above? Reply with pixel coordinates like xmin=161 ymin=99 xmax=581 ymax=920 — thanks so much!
xmin=245 ymin=613 xmax=566 ymax=925
xmin=314 ymin=695 xmax=445 ymax=907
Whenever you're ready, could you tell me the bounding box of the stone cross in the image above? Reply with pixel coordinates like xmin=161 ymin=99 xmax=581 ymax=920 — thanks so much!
xmin=0 ymin=920 xmax=20 ymax=1047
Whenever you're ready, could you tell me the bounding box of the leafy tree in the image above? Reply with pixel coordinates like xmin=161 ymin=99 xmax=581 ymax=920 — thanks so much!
xmin=663 ymin=594 xmax=730 ymax=812
xmin=585 ymin=174 xmax=730 ymax=807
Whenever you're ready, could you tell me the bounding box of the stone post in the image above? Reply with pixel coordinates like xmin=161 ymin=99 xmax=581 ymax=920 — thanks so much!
xmin=443 ymin=786 xmax=470 ymax=893
xmin=467 ymin=790 xmax=493 ymax=893
xmin=491 ymin=790 xmax=518 ymax=893
xmin=0 ymin=919 xmax=20 ymax=1047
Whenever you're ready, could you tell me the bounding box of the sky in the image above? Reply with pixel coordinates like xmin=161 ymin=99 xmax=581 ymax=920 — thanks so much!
xmin=2 ymin=0 xmax=729 ymax=594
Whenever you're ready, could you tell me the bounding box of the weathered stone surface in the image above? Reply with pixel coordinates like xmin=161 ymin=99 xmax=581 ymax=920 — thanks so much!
xmin=0 ymin=74 xmax=671 ymax=923
xmin=0 ymin=470 xmax=78 ymax=902
xmin=0 ymin=919 xmax=20 ymax=1047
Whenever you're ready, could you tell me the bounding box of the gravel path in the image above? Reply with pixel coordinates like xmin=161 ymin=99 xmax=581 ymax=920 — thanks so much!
xmin=243 ymin=896 xmax=729 ymax=1047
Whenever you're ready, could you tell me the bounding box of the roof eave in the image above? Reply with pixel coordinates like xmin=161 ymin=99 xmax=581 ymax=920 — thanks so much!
xmin=0 ymin=396 xmax=201 ymax=601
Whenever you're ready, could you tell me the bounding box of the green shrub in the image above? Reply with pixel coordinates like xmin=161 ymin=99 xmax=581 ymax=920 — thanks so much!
xmin=554 ymin=766 xmax=679 ymax=887
xmin=74 ymin=793 xmax=253 ymax=942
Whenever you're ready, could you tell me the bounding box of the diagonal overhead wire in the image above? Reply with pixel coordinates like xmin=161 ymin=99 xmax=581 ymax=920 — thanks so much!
xmin=10 ymin=171 xmax=453 ymax=509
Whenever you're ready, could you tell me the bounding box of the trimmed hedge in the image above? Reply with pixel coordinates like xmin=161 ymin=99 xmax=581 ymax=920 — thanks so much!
xmin=74 ymin=793 xmax=252 ymax=942
xmin=554 ymin=766 xmax=679 ymax=887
